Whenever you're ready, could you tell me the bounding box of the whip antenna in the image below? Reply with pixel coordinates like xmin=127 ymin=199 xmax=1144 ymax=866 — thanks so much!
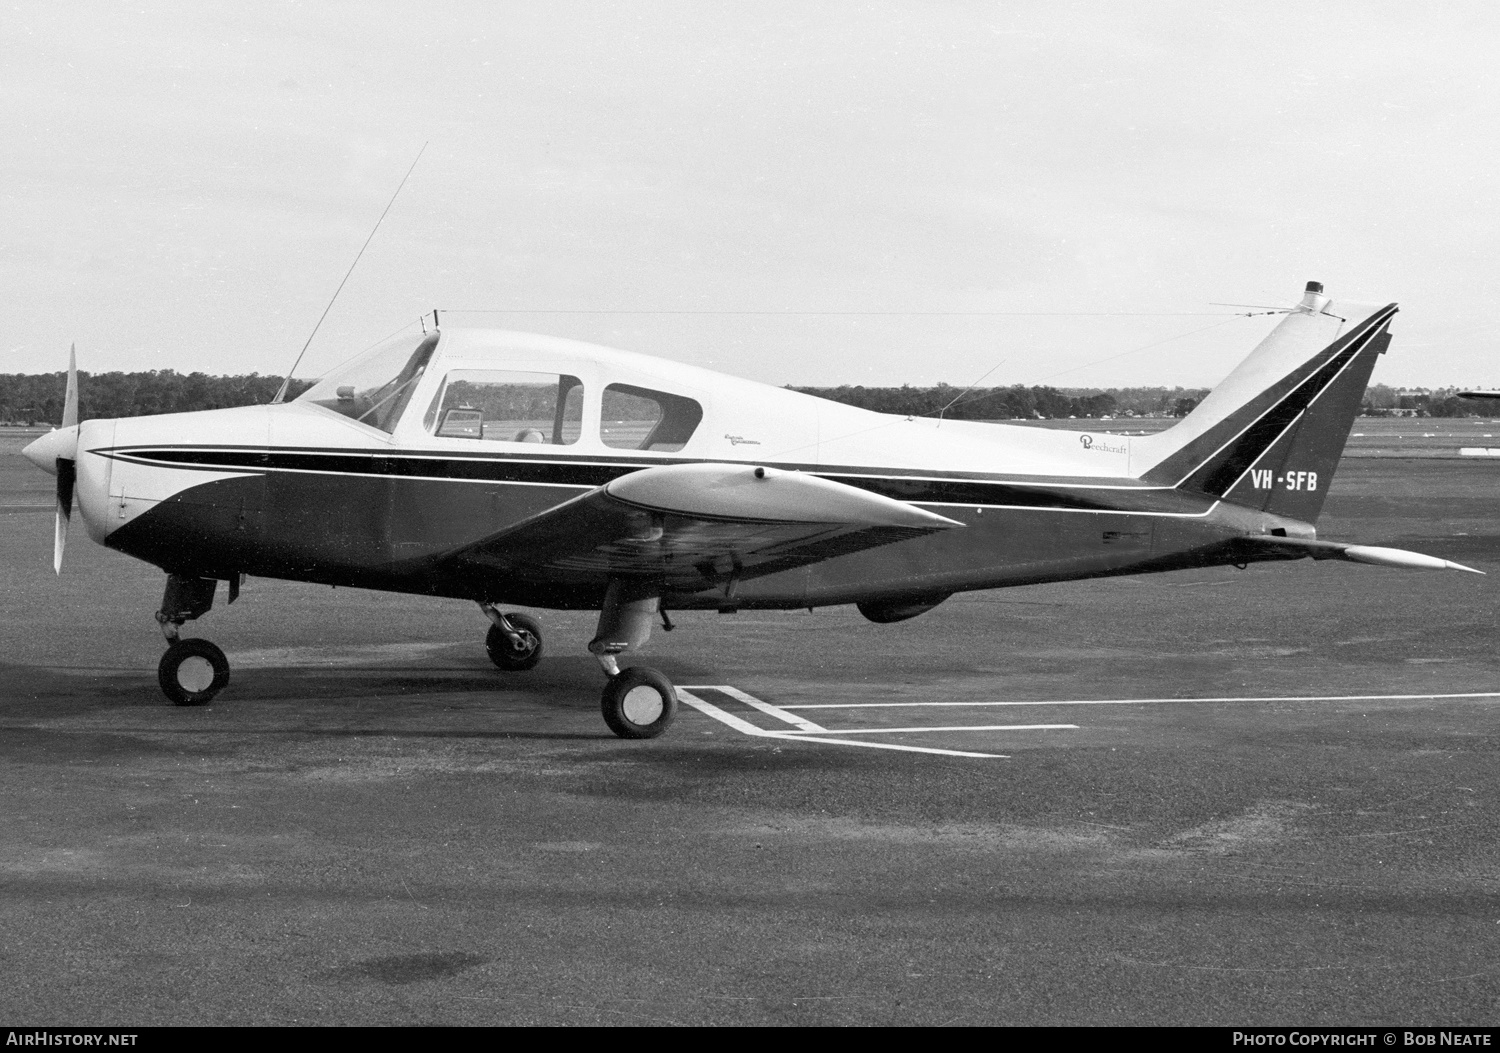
xmin=272 ymin=142 xmax=428 ymax=403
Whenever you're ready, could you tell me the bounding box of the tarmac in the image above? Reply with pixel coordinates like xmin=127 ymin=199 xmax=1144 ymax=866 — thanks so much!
xmin=1 ymin=423 xmax=1497 ymax=1025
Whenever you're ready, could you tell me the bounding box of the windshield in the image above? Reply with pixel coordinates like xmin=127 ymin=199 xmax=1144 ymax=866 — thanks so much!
xmin=297 ymin=331 xmax=440 ymax=433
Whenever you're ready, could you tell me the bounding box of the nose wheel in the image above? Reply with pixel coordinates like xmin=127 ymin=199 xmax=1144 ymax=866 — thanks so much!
xmin=601 ymin=666 xmax=678 ymax=739
xmin=158 ymin=638 xmax=230 ymax=706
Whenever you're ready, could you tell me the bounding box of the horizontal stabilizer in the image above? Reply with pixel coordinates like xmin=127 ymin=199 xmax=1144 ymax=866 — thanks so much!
xmin=438 ymin=462 xmax=961 ymax=594
xmin=1237 ymin=534 xmax=1483 ymax=575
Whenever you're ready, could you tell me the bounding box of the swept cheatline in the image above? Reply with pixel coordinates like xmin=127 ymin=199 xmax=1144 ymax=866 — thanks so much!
xmin=779 ymin=690 xmax=1500 ymax=710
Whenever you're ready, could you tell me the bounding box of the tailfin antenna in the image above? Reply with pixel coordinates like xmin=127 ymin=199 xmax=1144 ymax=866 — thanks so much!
xmin=272 ymin=142 xmax=428 ymax=404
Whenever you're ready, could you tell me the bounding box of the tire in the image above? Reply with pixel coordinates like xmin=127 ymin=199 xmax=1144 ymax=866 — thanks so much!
xmin=486 ymin=612 xmax=543 ymax=671
xmin=158 ymin=639 xmax=230 ymax=706
xmin=600 ymin=666 xmax=678 ymax=739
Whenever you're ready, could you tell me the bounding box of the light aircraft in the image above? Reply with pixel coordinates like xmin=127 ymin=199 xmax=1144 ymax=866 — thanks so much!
xmin=22 ymin=280 xmax=1481 ymax=738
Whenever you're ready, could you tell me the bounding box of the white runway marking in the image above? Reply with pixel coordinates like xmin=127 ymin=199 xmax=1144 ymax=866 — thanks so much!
xmin=707 ymin=685 xmax=829 ymax=733
xmin=776 ymin=724 xmax=1078 ymax=735
xmin=676 ymin=687 xmax=1042 ymax=759
xmin=779 ymin=691 xmax=1500 ymax=710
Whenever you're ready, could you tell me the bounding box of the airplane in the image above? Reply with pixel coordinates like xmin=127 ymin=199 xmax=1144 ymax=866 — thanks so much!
xmin=21 ymin=280 xmax=1481 ymax=739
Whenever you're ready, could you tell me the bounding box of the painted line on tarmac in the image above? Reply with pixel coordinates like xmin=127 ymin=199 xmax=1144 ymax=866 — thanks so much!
xmin=677 ymin=687 xmax=1009 ymax=759
xmin=701 ymin=684 xmax=829 ymax=733
xmin=779 ymin=691 xmax=1500 ymax=710
xmin=775 ymin=723 xmax=1078 ymax=735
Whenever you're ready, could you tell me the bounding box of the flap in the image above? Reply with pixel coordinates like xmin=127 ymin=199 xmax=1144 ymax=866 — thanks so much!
xmin=439 ymin=462 xmax=962 ymax=593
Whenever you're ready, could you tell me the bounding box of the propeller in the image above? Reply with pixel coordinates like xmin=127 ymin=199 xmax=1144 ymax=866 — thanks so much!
xmin=19 ymin=346 xmax=82 ymax=573
xmin=51 ymin=345 xmax=79 ymax=573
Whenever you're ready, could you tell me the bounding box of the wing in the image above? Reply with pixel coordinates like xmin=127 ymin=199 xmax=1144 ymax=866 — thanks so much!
xmin=437 ymin=462 xmax=963 ymax=593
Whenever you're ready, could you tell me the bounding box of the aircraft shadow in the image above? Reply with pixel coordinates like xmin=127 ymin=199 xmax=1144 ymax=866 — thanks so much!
xmin=0 ymin=654 xmax=719 ymax=721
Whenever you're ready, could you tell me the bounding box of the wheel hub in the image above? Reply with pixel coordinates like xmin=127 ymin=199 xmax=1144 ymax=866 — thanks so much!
xmin=621 ymin=684 xmax=664 ymax=724
xmin=176 ymin=656 xmax=216 ymax=693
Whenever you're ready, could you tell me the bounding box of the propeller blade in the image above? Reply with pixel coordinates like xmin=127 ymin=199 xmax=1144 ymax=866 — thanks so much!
xmin=62 ymin=344 xmax=78 ymax=429
xmin=52 ymin=346 xmax=80 ymax=574
xmin=52 ymin=508 xmax=68 ymax=575
xmin=56 ymin=456 xmax=76 ymax=522
xmin=53 ymin=454 xmax=76 ymax=575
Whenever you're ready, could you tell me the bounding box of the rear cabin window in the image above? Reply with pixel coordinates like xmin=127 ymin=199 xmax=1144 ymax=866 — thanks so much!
xmin=425 ymin=370 xmax=584 ymax=445
xmin=600 ymin=384 xmax=703 ymax=452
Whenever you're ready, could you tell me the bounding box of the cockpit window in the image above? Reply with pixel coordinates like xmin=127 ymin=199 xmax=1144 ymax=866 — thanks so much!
xmin=600 ymin=383 xmax=702 ymax=451
xmin=425 ymin=369 xmax=584 ymax=445
xmin=297 ymin=331 xmax=439 ymax=434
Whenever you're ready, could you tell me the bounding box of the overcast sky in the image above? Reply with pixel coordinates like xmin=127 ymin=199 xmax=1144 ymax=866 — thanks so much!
xmin=3 ymin=1 xmax=1497 ymax=390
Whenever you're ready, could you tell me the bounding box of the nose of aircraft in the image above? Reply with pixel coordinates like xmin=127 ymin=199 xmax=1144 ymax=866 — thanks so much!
xmin=22 ymin=426 xmax=80 ymax=475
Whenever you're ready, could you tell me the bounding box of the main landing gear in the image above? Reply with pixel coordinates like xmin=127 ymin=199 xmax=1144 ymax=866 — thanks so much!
xmin=599 ymin=666 xmax=677 ymax=739
xmin=155 ymin=574 xmax=234 ymax=706
xmin=479 ymin=604 xmax=543 ymax=670
xmin=479 ymin=583 xmax=679 ymax=739
xmin=588 ymin=581 xmax=677 ymax=739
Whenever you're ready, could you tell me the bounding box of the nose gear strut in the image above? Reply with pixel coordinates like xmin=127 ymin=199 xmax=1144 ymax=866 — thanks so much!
xmin=153 ymin=574 xmax=231 ymax=706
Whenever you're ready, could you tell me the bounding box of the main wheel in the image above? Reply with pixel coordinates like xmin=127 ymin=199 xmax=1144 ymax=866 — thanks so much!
xmin=486 ymin=612 xmax=543 ymax=671
xmin=601 ymin=666 xmax=678 ymax=739
xmin=158 ymin=638 xmax=230 ymax=706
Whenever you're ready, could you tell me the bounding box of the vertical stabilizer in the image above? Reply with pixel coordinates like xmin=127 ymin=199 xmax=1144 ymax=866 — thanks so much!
xmin=1133 ymin=284 xmax=1395 ymax=523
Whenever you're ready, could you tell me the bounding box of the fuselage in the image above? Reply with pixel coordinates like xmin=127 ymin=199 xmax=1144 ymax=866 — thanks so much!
xmin=39 ymin=328 xmax=1300 ymax=611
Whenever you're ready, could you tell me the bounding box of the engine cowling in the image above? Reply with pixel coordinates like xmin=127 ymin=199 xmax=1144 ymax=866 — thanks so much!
xmin=856 ymin=594 xmax=950 ymax=624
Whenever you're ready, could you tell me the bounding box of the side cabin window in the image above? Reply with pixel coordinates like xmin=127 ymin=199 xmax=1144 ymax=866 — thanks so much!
xmin=600 ymin=384 xmax=702 ymax=452
xmin=424 ymin=369 xmax=584 ymax=445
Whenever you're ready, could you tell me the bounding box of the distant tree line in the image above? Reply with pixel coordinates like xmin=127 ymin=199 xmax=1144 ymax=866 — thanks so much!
xmin=788 ymin=384 xmax=1209 ymax=420
xmin=0 ymin=371 xmax=313 ymax=425
xmin=799 ymin=382 xmax=1500 ymax=421
xmin=1360 ymin=383 xmax=1497 ymax=418
xmin=3 ymin=371 xmax=1492 ymax=426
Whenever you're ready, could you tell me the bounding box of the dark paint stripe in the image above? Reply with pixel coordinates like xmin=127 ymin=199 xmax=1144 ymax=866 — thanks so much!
xmin=1143 ymin=305 xmax=1396 ymax=488
xmin=104 ymin=441 xmax=1169 ymax=487
xmin=102 ymin=446 xmax=1208 ymax=513
xmin=1185 ymin=315 xmax=1386 ymax=496
xmin=104 ymin=444 xmax=1170 ymax=492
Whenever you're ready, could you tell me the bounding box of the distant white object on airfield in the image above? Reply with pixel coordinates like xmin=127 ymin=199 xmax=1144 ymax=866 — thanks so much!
xmin=1455 ymin=390 xmax=1500 ymax=455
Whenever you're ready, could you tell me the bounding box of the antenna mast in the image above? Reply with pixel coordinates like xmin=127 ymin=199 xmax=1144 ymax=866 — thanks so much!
xmin=272 ymin=142 xmax=428 ymax=403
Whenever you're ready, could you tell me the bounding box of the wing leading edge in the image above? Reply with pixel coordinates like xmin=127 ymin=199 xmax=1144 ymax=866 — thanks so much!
xmin=437 ymin=462 xmax=963 ymax=593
